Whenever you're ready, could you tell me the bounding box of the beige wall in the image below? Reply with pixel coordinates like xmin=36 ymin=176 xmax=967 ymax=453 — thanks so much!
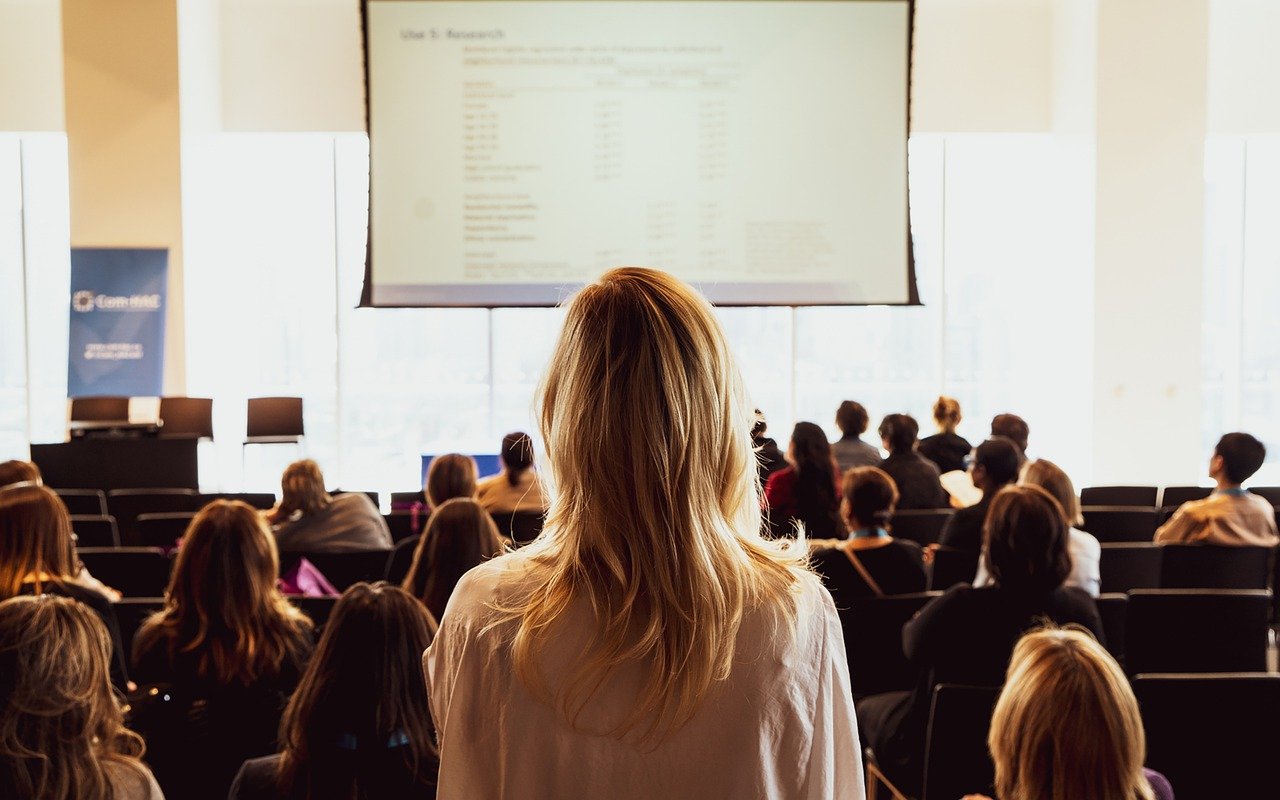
xmin=0 ymin=0 xmax=64 ymax=131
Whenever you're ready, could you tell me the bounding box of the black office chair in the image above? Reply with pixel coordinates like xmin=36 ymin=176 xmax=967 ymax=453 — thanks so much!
xmin=197 ymin=492 xmax=276 ymax=510
xmin=70 ymin=396 xmax=130 ymax=422
xmin=927 ymin=546 xmax=978 ymax=592
xmin=71 ymin=515 xmax=120 ymax=548
xmin=1249 ymin=486 xmax=1280 ymax=505
xmin=157 ymin=397 xmax=214 ymax=440
xmin=385 ymin=535 xmax=421 ymax=584
xmin=384 ymin=511 xmax=423 ymax=543
xmin=1095 ymin=592 xmax=1128 ymax=665
xmin=136 ymin=513 xmax=197 ymax=550
xmin=889 ymin=509 xmax=953 ymax=547
xmin=1099 ymin=542 xmax=1162 ymax=594
xmin=77 ymin=547 xmax=171 ymax=597
xmin=286 ymin=595 xmax=339 ymax=632
xmin=279 ymin=550 xmax=392 ymax=593
xmin=839 ymin=592 xmax=940 ymax=699
xmin=244 ymin=397 xmax=304 ymax=444
xmin=1079 ymin=486 xmax=1158 ymax=507
xmin=1125 ymin=589 xmax=1271 ymax=675
xmin=1159 ymin=485 xmax=1213 ymax=507
xmin=1159 ymin=544 xmax=1273 ymax=590
xmin=1135 ymin=673 xmax=1280 ymax=800
xmin=490 ymin=511 xmax=545 ymax=546
xmin=920 ymin=685 xmax=1000 ymax=800
xmin=112 ymin=597 xmax=164 ymax=662
xmin=1079 ymin=506 xmax=1162 ymax=543
xmin=106 ymin=489 xmax=200 ymax=546
xmin=55 ymin=488 xmax=108 ymax=516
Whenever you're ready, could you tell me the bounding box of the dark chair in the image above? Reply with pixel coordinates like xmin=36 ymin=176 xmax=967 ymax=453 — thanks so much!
xmin=927 ymin=546 xmax=978 ymax=592
xmin=385 ymin=535 xmax=421 ymax=584
xmin=1095 ymin=592 xmax=1128 ymax=665
xmin=920 ymin=685 xmax=1000 ymax=800
xmin=77 ymin=547 xmax=171 ymax=597
xmin=1159 ymin=485 xmax=1213 ymax=507
xmin=1079 ymin=486 xmax=1158 ymax=507
xmin=839 ymin=592 xmax=939 ymax=699
xmin=1079 ymin=506 xmax=1162 ymax=543
xmin=384 ymin=510 xmax=424 ymax=543
xmin=279 ymin=550 xmax=392 ymax=593
xmin=334 ymin=489 xmax=380 ymax=508
xmin=112 ymin=597 xmax=164 ymax=662
xmin=71 ymin=515 xmax=120 ymax=548
xmin=390 ymin=490 xmax=426 ymax=509
xmin=55 ymin=488 xmax=108 ymax=516
xmin=197 ymin=492 xmax=276 ymax=510
xmin=491 ymin=511 xmax=545 ymax=546
xmin=1135 ymin=673 xmax=1280 ymax=800
xmin=106 ymin=489 xmax=199 ymax=546
xmin=1249 ymin=486 xmax=1280 ymax=505
xmin=286 ymin=595 xmax=339 ymax=632
xmin=157 ymin=397 xmax=213 ymax=439
xmin=70 ymin=396 xmax=130 ymax=422
xmin=1099 ymin=542 xmax=1162 ymax=594
xmin=1125 ymin=589 xmax=1270 ymax=675
xmin=136 ymin=513 xmax=197 ymax=550
xmin=1160 ymin=544 xmax=1273 ymax=590
xmin=889 ymin=509 xmax=953 ymax=547
xmin=244 ymin=397 xmax=304 ymax=444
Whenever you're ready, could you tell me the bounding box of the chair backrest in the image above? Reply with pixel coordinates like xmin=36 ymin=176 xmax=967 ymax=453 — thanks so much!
xmin=921 ymin=684 xmax=1000 ymax=800
xmin=76 ymin=547 xmax=171 ymax=597
xmin=385 ymin=535 xmax=421 ymax=584
xmin=157 ymin=397 xmax=213 ymax=439
xmin=1125 ymin=589 xmax=1271 ymax=675
xmin=928 ymin=545 xmax=978 ymax=592
xmin=1135 ymin=673 xmax=1280 ymax=800
xmin=838 ymin=591 xmax=940 ymax=698
xmin=383 ymin=511 xmax=423 ymax=543
xmin=136 ymin=513 xmax=197 ymax=550
xmin=71 ymin=515 xmax=120 ymax=548
xmin=285 ymin=595 xmax=339 ymax=632
xmin=70 ymin=396 xmax=130 ymax=422
xmin=1099 ymin=542 xmax=1163 ymax=594
xmin=490 ymin=511 xmax=545 ymax=546
xmin=279 ymin=550 xmax=392 ymax=592
xmin=1079 ymin=506 xmax=1162 ymax=543
xmin=333 ymin=489 xmax=380 ymax=508
xmin=55 ymin=488 xmax=108 ymax=516
xmin=106 ymin=489 xmax=200 ymax=546
xmin=1159 ymin=485 xmax=1213 ymax=507
xmin=1095 ymin=592 xmax=1129 ymax=665
xmin=1160 ymin=544 xmax=1273 ymax=590
xmin=245 ymin=397 xmax=304 ymax=439
xmin=1249 ymin=486 xmax=1280 ymax=505
xmin=1080 ymin=485 xmax=1158 ymax=507
xmin=197 ymin=492 xmax=276 ymax=510
xmin=889 ymin=509 xmax=954 ymax=547
xmin=112 ymin=597 xmax=164 ymax=664
xmin=389 ymin=490 xmax=425 ymax=509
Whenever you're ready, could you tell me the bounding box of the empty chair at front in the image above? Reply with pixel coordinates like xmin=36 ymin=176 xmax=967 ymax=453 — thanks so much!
xmin=1080 ymin=506 xmax=1162 ymax=543
xmin=1159 ymin=544 xmax=1273 ymax=590
xmin=157 ymin=396 xmax=214 ymax=439
xmin=70 ymin=396 xmax=130 ymax=422
xmin=244 ymin=397 xmax=304 ymax=443
xmin=1080 ymin=485 xmax=1159 ymax=507
xmin=1125 ymin=589 xmax=1271 ymax=675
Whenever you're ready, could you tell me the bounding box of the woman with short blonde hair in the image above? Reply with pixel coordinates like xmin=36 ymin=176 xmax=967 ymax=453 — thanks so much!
xmin=426 ymin=268 xmax=862 ymax=798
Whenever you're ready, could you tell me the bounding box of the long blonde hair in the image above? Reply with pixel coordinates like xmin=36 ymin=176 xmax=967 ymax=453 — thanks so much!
xmin=506 ymin=267 xmax=804 ymax=742
xmin=990 ymin=627 xmax=1155 ymax=800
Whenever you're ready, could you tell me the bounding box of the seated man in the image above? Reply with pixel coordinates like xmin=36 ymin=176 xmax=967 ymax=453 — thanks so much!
xmin=937 ymin=437 xmax=1022 ymax=553
xmin=1155 ymin=432 xmax=1279 ymax=546
xmin=990 ymin=412 xmax=1030 ymax=458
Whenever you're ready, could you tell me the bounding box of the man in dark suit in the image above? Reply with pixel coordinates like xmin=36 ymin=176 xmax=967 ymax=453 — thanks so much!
xmin=937 ymin=436 xmax=1023 ymax=553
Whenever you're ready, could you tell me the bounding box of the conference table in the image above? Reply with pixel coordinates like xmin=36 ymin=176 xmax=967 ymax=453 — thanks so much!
xmin=31 ymin=437 xmax=199 ymax=490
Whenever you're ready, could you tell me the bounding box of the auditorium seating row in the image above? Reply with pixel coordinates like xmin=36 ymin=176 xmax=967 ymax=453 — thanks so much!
xmin=1080 ymin=485 xmax=1280 ymax=508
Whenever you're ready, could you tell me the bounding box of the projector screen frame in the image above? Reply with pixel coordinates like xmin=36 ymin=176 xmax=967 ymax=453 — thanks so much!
xmin=358 ymin=0 xmax=919 ymax=309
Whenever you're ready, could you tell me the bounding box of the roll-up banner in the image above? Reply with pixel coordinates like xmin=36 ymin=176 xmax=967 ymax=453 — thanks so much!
xmin=67 ymin=247 xmax=168 ymax=397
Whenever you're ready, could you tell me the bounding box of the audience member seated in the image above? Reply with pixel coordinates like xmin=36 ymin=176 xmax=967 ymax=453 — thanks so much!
xmin=402 ymin=498 xmax=506 ymax=622
xmin=877 ymin=413 xmax=948 ymax=510
xmin=476 ymin=431 xmax=547 ymax=514
xmin=990 ymin=412 xmax=1030 ymax=457
xmin=0 ymin=595 xmax=164 ymax=800
xmin=426 ymin=269 xmax=861 ymax=797
xmin=0 ymin=459 xmax=40 ymax=488
xmin=751 ymin=409 xmax=788 ymax=485
xmin=963 ymin=627 xmax=1174 ymax=800
xmin=229 ymin=583 xmax=439 ymax=799
xmin=856 ymin=485 xmax=1103 ymax=796
xmin=831 ymin=400 xmax=882 ymax=472
xmin=0 ymin=483 xmax=128 ymax=687
xmin=917 ymin=395 xmax=972 ymax=475
xmin=938 ymin=437 xmax=1022 ymax=552
xmin=425 ymin=453 xmax=479 ymax=510
xmin=1154 ymin=432 xmax=1279 ymax=546
xmin=131 ymin=501 xmax=314 ymax=800
xmin=267 ymin=460 xmax=391 ymax=552
xmin=810 ymin=467 xmax=925 ymax=603
xmin=764 ymin=421 xmax=846 ymax=538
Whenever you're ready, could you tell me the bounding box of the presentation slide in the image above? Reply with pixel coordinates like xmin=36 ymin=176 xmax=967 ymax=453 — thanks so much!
xmin=365 ymin=0 xmax=912 ymax=306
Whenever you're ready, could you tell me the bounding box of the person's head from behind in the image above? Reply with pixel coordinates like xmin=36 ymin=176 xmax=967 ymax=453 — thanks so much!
xmin=751 ymin=408 xmax=768 ymax=440
xmin=155 ymin=500 xmax=309 ymax=684
xmin=991 ymin=413 xmax=1030 ymax=455
xmin=499 ymin=432 xmax=535 ymax=487
xmin=1211 ymin=432 xmax=1266 ymax=487
xmin=1020 ymin=459 xmax=1083 ymax=527
xmin=0 ymin=460 xmax=40 ymax=489
xmin=403 ymin=498 xmax=505 ymax=621
xmin=932 ymin=396 xmax=962 ymax=434
xmin=990 ymin=626 xmax=1154 ymax=800
xmin=279 ymin=459 xmax=330 ymax=518
xmin=278 ymin=582 xmax=437 ymax=795
xmin=835 ymin=401 xmax=870 ymax=439
xmin=983 ymin=485 xmax=1071 ymax=594
xmin=0 ymin=595 xmax=146 ymax=799
xmin=0 ymin=484 xmax=75 ymax=599
xmin=878 ymin=413 xmax=919 ymax=455
xmin=788 ymin=421 xmax=834 ymax=471
xmin=425 ymin=453 xmax=478 ymax=508
xmin=840 ymin=467 xmax=898 ymax=532
xmin=972 ymin=437 xmax=1023 ymax=495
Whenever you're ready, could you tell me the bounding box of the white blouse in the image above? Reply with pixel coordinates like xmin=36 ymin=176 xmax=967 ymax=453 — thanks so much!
xmin=425 ymin=553 xmax=864 ymax=799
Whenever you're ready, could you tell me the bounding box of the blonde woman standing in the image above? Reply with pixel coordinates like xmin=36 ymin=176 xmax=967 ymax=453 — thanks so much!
xmin=426 ymin=268 xmax=862 ymax=798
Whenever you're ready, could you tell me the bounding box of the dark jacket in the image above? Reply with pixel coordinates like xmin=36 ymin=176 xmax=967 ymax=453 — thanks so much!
xmin=879 ymin=452 xmax=949 ymax=510
xmin=917 ymin=432 xmax=972 ymax=475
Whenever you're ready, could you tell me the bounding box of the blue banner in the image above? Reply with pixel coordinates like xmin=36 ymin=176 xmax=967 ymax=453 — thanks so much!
xmin=68 ymin=248 xmax=168 ymax=397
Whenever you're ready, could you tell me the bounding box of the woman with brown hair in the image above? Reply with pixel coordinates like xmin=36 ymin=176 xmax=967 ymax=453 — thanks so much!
xmin=132 ymin=500 xmax=314 ymax=800
xmin=918 ymin=395 xmax=972 ymax=475
xmin=402 ymin=498 xmax=505 ymax=621
xmin=424 ymin=453 xmax=478 ymax=509
xmin=267 ymin=460 xmax=391 ymax=552
xmin=229 ymin=583 xmax=439 ymax=799
xmin=0 ymin=595 xmax=163 ymax=799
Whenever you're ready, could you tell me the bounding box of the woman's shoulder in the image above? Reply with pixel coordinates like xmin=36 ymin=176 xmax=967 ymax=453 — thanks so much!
xmin=229 ymin=754 xmax=282 ymax=800
xmin=106 ymin=760 xmax=165 ymax=800
xmin=440 ymin=551 xmax=536 ymax=624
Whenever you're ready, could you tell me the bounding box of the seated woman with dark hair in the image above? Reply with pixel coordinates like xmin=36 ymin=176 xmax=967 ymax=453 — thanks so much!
xmin=811 ymin=468 xmax=925 ymax=603
xmin=402 ymin=498 xmax=506 ymax=622
xmin=877 ymin=414 xmax=948 ymax=510
xmin=132 ymin=500 xmax=315 ymax=800
xmin=267 ymin=460 xmax=391 ymax=552
xmin=229 ymin=583 xmax=440 ymax=799
xmin=856 ymin=485 xmax=1103 ymax=796
xmin=476 ymin=432 xmax=546 ymax=514
xmin=764 ymin=421 xmax=845 ymax=538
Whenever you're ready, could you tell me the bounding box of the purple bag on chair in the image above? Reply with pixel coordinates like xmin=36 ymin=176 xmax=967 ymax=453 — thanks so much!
xmin=278 ymin=558 xmax=339 ymax=597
